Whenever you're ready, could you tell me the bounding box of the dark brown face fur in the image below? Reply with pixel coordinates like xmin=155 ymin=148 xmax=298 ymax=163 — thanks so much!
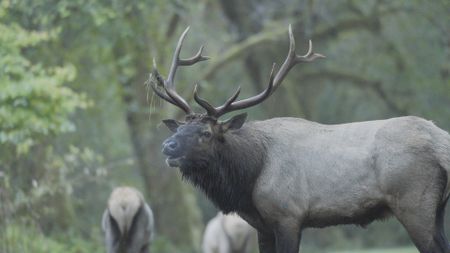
xmin=161 ymin=113 xmax=247 ymax=168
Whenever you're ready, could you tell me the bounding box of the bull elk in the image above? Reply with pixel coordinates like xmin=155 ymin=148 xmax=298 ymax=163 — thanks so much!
xmin=151 ymin=26 xmax=450 ymax=253
xmin=102 ymin=187 xmax=154 ymax=253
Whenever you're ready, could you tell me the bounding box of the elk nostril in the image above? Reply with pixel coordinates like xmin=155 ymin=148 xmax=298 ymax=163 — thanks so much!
xmin=168 ymin=141 xmax=178 ymax=150
xmin=163 ymin=140 xmax=178 ymax=153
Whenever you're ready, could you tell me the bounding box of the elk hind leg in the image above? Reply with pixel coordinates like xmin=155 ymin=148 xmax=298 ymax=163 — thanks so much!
xmin=435 ymin=196 xmax=450 ymax=252
xmin=390 ymin=192 xmax=449 ymax=252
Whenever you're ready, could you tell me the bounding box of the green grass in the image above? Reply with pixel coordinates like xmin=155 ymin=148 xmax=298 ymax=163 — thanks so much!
xmin=329 ymin=247 xmax=418 ymax=253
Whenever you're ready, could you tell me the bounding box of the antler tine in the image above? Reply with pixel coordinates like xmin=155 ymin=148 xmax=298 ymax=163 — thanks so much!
xmin=166 ymin=27 xmax=190 ymax=87
xmin=272 ymin=24 xmax=325 ymax=89
xmin=219 ymin=62 xmax=276 ymax=113
xmin=151 ymin=58 xmax=191 ymax=113
xmin=151 ymin=60 xmax=179 ymax=106
xmin=163 ymin=85 xmax=192 ymax=114
xmin=167 ymin=27 xmax=209 ymax=86
xmin=195 ymin=63 xmax=276 ymax=118
xmin=193 ymin=84 xmax=217 ymax=116
xmin=179 ymin=45 xmax=210 ymax=66
xmin=151 ymin=26 xmax=209 ymax=114
xmin=194 ymin=84 xmax=242 ymax=118
xmin=218 ymin=86 xmax=241 ymax=111
xmin=151 ymin=81 xmax=180 ymax=107
xmin=299 ymin=40 xmax=326 ymax=62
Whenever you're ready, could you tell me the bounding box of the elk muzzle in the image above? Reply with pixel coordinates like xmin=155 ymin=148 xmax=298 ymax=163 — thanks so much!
xmin=162 ymin=138 xmax=184 ymax=167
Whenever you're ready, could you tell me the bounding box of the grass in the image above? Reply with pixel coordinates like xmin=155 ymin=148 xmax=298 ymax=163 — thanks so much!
xmin=329 ymin=247 xmax=418 ymax=253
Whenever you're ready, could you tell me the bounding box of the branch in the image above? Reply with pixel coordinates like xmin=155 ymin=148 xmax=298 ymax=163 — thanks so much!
xmin=200 ymin=6 xmax=410 ymax=81
xmin=314 ymin=17 xmax=380 ymax=41
xmin=299 ymin=70 xmax=408 ymax=115
xmin=200 ymin=22 xmax=296 ymax=81
xmin=199 ymin=18 xmax=352 ymax=81
xmin=165 ymin=13 xmax=180 ymax=39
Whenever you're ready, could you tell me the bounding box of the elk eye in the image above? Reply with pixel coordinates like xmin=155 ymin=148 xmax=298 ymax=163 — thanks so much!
xmin=201 ymin=131 xmax=212 ymax=138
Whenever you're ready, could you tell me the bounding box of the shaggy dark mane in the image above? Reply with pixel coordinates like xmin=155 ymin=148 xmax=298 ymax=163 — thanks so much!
xmin=179 ymin=124 xmax=270 ymax=214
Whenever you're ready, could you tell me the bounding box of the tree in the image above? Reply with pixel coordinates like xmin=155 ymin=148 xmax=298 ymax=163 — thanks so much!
xmin=1 ymin=0 xmax=204 ymax=249
xmin=0 ymin=4 xmax=102 ymax=252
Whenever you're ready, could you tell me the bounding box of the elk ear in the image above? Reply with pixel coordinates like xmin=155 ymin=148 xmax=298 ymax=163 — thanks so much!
xmin=162 ymin=119 xmax=181 ymax=132
xmin=221 ymin=113 xmax=247 ymax=131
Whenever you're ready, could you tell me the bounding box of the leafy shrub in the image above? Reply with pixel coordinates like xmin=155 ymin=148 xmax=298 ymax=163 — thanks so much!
xmin=0 ymin=223 xmax=103 ymax=253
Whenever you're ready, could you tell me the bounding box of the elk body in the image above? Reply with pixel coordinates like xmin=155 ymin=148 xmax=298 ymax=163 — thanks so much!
xmin=102 ymin=187 xmax=154 ymax=253
xmin=151 ymin=26 xmax=450 ymax=253
xmin=202 ymin=212 xmax=256 ymax=253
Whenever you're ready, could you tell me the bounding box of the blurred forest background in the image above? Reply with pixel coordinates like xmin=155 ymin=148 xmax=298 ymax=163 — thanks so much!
xmin=0 ymin=0 xmax=449 ymax=252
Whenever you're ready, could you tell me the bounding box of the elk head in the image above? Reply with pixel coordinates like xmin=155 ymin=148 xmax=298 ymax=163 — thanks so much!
xmin=151 ymin=25 xmax=324 ymax=168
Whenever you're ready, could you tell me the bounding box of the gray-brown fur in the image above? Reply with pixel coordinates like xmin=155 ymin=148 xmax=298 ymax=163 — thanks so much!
xmin=102 ymin=187 xmax=154 ymax=253
xmin=162 ymin=115 xmax=450 ymax=253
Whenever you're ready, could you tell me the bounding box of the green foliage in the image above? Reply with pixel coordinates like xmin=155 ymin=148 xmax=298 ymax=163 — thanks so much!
xmin=0 ymin=223 xmax=103 ymax=253
xmin=0 ymin=5 xmax=89 ymax=154
xmin=329 ymin=248 xmax=418 ymax=253
xmin=0 ymin=146 xmax=108 ymax=253
xmin=0 ymin=145 xmax=107 ymax=227
xmin=151 ymin=236 xmax=197 ymax=253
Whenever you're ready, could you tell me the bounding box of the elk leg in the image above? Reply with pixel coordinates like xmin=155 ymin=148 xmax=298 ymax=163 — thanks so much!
xmin=273 ymin=221 xmax=301 ymax=253
xmin=435 ymin=197 xmax=450 ymax=253
xmin=396 ymin=215 xmax=448 ymax=253
xmin=390 ymin=197 xmax=449 ymax=252
xmin=258 ymin=231 xmax=275 ymax=253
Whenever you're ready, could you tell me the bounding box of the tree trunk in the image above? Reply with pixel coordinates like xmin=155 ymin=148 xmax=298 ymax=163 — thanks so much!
xmin=119 ymin=53 xmax=202 ymax=250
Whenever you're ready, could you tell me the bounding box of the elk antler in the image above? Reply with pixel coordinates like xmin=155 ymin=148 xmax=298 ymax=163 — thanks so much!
xmin=194 ymin=24 xmax=325 ymax=118
xmin=151 ymin=27 xmax=209 ymax=114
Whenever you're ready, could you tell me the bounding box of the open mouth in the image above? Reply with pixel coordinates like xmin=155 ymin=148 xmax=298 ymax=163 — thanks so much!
xmin=165 ymin=156 xmax=185 ymax=167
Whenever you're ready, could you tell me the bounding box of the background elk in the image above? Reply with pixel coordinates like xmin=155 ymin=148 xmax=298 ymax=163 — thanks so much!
xmin=202 ymin=212 xmax=257 ymax=253
xmin=151 ymin=26 xmax=450 ymax=253
xmin=102 ymin=186 xmax=154 ymax=253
